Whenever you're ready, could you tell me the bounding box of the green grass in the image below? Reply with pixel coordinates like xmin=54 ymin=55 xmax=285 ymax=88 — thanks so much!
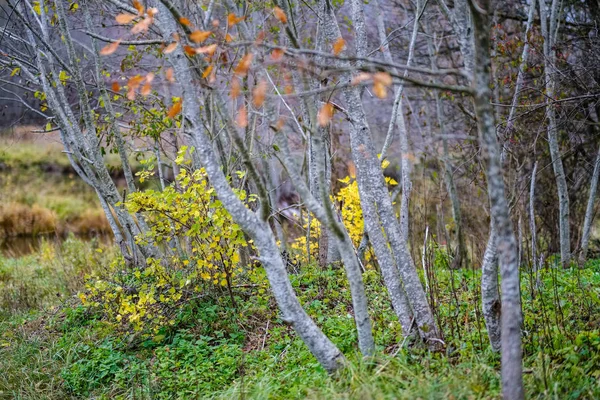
xmin=1 ymin=240 xmax=600 ymax=399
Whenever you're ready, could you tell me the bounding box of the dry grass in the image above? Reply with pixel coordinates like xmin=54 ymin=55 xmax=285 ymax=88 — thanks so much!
xmin=0 ymin=203 xmax=58 ymax=237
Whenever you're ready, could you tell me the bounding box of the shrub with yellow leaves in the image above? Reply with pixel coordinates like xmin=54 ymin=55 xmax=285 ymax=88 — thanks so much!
xmin=79 ymin=147 xmax=257 ymax=335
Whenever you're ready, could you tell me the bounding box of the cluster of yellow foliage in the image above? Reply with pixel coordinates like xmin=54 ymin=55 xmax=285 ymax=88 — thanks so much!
xmin=291 ymin=160 xmax=397 ymax=266
xmin=79 ymin=147 xmax=256 ymax=334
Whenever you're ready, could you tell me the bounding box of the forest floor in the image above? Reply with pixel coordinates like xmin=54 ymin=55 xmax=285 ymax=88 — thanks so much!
xmin=1 ymin=236 xmax=600 ymax=399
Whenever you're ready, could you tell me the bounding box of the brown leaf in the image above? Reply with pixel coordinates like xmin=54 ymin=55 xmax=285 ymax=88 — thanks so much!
xmin=234 ymin=53 xmax=253 ymax=76
xmin=111 ymin=82 xmax=121 ymax=92
xmin=271 ymin=48 xmax=284 ymax=61
xmin=100 ymin=40 xmax=121 ymax=56
xmin=252 ymin=79 xmax=267 ymax=107
xmin=140 ymin=83 xmax=152 ymax=96
xmin=165 ymin=68 xmax=175 ymax=83
xmin=255 ymin=31 xmax=266 ymax=44
xmin=179 ymin=17 xmax=192 ymax=26
xmin=273 ymin=7 xmax=287 ymax=24
xmin=116 ymin=13 xmax=137 ymax=24
xmin=190 ymin=30 xmax=211 ymax=44
xmin=167 ymin=102 xmax=182 ymax=118
xmin=163 ymin=42 xmax=179 ymax=54
xmin=318 ymin=103 xmax=334 ymax=126
xmin=333 ymin=37 xmax=345 ymax=55
xmin=236 ymin=105 xmax=248 ymax=127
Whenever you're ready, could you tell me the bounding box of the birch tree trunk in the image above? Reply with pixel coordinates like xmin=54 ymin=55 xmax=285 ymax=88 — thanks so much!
xmin=471 ymin=1 xmax=524 ymax=398
xmin=540 ymin=0 xmax=571 ymax=268
xmin=580 ymin=145 xmax=600 ymax=263
xmin=320 ymin=0 xmax=441 ymax=344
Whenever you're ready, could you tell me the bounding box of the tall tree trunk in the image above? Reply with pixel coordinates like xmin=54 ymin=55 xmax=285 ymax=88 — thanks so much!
xmin=471 ymin=1 xmax=524 ymax=398
xmin=540 ymin=0 xmax=570 ymax=268
xmin=580 ymin=145 xmax=600 ymax=263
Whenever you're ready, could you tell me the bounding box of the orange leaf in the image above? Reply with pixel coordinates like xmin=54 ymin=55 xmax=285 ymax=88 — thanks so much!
xmin=196 ymin=44 xmax=217 ymax=55
xmin=128 ymin=75 xmax=144 ymax=89
xmin=225 ymin=33 xmax=234 ymax=43
xmin=146 ymin=72 xmax=155 ymax=83
xmin=190 ymin=30 xmax=211 ymax=43
xmin=273 ymin=7 xmax=287 ymax=24
xmin=127 ymin=87 xmax=136 ymax=100
xmin=179 ymin=17 xmax=192 ymax=26
xmin=351 ymin=72 xmax=371 ymax=85
xmin=333 ymin=37 xmax=345 ymax=55
xmin=100 ymin=40 xmax=121 ymax=56
xmin=373 ymin=72 xmax=392 ymax=86
xmin=116 ymin=13 xmax=137 ymax=24
xmin=111 ymin=82 xmax=121 ymax=92
xmin=318 ymin=102 xmax=334 ymax=126
xmin=373 ymin=72 xmax=392 ymax=99
xmin=141 ymin=83 xmax=152 ymax=96
xmin=234 ymin=53 xmax=253 ymax=76
xmin=252 ymin=79 xmax=267 ymax=107
xmin=163 ymin=42 xmax=179 ymax=54
xmin=147 ymin=7 xmax=158 ymax=17
xmin=373 ymin=82 xmax=387 ymax=98
xmin=131 ymin=17 xmax=152 ymax=34
xmin=231 ymin=78 xmax=241 ymax=98
xmin=183 ymin=45 xmax=196 ymax=56
xmin=165 ymin=68 xmax=175 ymax=83
xmin=167 ymin=102 xmax=182 ymax=118
xmin=255 ymin=31 xmax=266 ymax=44
xmin=236 ymin=105 xmax=248 ymax=127
xmin=202 ymin=65 xmax=213 ymax=79
xmin=227 ymin=13 xmax=244 ymax=27
xmin=271 ymin=48 xmax=284 ymax=61
xmin=284 ymin=85 xmax=293 ymax=94
xmin=275 ymin=117 xmax=285 ymax=130
xmin=132 ymin=0 xmax=144 ymax=15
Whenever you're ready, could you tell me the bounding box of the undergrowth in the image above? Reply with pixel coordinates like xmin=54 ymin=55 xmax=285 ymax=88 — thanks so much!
xmin=1 ymin=238 xmax=600 ymax=399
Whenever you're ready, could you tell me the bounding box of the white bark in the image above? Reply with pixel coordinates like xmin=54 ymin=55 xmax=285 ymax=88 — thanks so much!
xmin=321 ymin=0 xmax=440 ymax=344
xmin=540 ymin=0 xmax=571 ymax=267
xmin=580 ymin=145 xmax=600 ymax=263
xmin=471 ymin=2 xmax=524 ymax=398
